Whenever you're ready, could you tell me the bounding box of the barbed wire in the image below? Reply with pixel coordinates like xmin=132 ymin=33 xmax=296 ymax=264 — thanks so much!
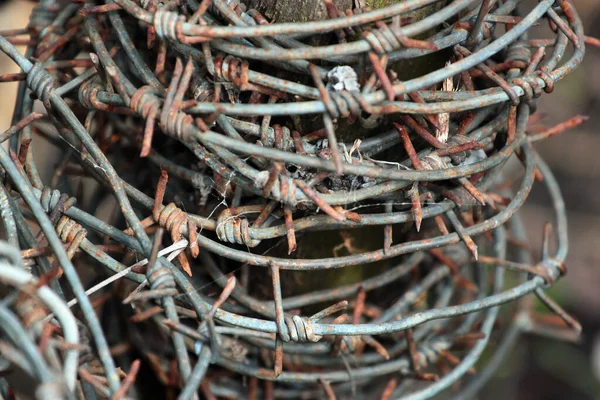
xmin=0 ymin=0 xmax=588 ymax=398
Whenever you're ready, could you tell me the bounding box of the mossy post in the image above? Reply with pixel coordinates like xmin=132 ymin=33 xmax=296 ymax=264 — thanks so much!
xmin=240 ymin=0 xmax=449 ymax=302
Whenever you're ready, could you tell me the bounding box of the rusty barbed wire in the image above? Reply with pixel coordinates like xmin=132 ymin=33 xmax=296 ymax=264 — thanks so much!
xmin=0 ymin=0 xmax=589 ymax=398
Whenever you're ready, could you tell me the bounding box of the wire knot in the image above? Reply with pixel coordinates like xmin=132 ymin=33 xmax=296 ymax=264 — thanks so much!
xmin=329 ymin=91 xmax=363 ymax=119
xmin=214 ymin=56 xmax=250 ymax=89
xmin=363 ymin=24 xmax=401 ymax=54
xmin=78 ymin=79 xmax=103 ymax=110
xmin=267 ymin=124 xmax=293 ymax=151
xmin=151 ymin=201 xmax=199 ymax=264
xmin=39 ymin=187 xmax=77 ymax=223
xmin=537 ymin=258 xmax=567 ymax=285
xmin=38 ymin=187 xmax=85 ymax=260
xmin=55 ymin=216 xmax=87 ymax=260
xmin=363 ymin=21 xmax=437 ymax=55
xmin=278 ymin=315 xmax=319 ymax=343
xmin=131 ymin=85 xmax=194 ymax=142
xmin=216 ymin=208 xmax=260 ymax=247
xmin=506 ymin=40 xmax=531 ymax=66
xmin=27 ymin=63 xmax=55 ymax=109
xmin=255 ymin=170 xmax=298 ymax=207
xmin=153 ymin=9 xmax=183 ymax=41
xmin=146 ymin=257 xmax=177 ymax=291
xmin=164 ymin=110 xmax=195 ymax=142
xmin=191 ymin=76 xmax=214 ymax=102
xmin=153 ymin=203 xmax=187 ymax=241
xmin=512 ymin=75 xmax=544 ymax=105
xmin=131 ymin=85 xmax=163 ymax=118
xmin=146 ymin=205 xmax=180 ymax=287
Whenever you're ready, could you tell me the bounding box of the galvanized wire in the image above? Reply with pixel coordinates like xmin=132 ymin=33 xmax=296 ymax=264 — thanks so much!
xmin=0 ymin=0 xmax=587 ymax=398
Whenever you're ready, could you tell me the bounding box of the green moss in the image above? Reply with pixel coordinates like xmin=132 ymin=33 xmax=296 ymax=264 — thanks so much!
xmin=365 ymin=0 xmax=399 ymax=7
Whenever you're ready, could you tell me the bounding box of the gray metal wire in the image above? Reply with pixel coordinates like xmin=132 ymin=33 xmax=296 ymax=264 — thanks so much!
xmin=0 ymin=0 xmax=587 ymax=398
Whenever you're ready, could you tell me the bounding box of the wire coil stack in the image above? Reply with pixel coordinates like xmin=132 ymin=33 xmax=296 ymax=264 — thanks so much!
xmin=0 ymin=0 xmax=587 ymax=398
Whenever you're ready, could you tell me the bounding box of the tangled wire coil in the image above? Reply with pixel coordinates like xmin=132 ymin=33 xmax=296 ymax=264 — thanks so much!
xmin=0 ymin=0 xmax=588 ymax=398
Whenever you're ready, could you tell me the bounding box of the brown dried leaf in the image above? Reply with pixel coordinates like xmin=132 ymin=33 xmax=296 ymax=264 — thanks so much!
xmin=436 ymin=62 xmax=453 ymax=143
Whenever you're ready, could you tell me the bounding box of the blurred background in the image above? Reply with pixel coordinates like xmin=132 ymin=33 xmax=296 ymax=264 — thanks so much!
xmin=0 ymin=0 xmax=598 ymax=398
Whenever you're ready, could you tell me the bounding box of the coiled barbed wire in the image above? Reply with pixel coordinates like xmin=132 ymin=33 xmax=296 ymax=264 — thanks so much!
xmin=0 ymin=0 xmax=589 ymax=398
